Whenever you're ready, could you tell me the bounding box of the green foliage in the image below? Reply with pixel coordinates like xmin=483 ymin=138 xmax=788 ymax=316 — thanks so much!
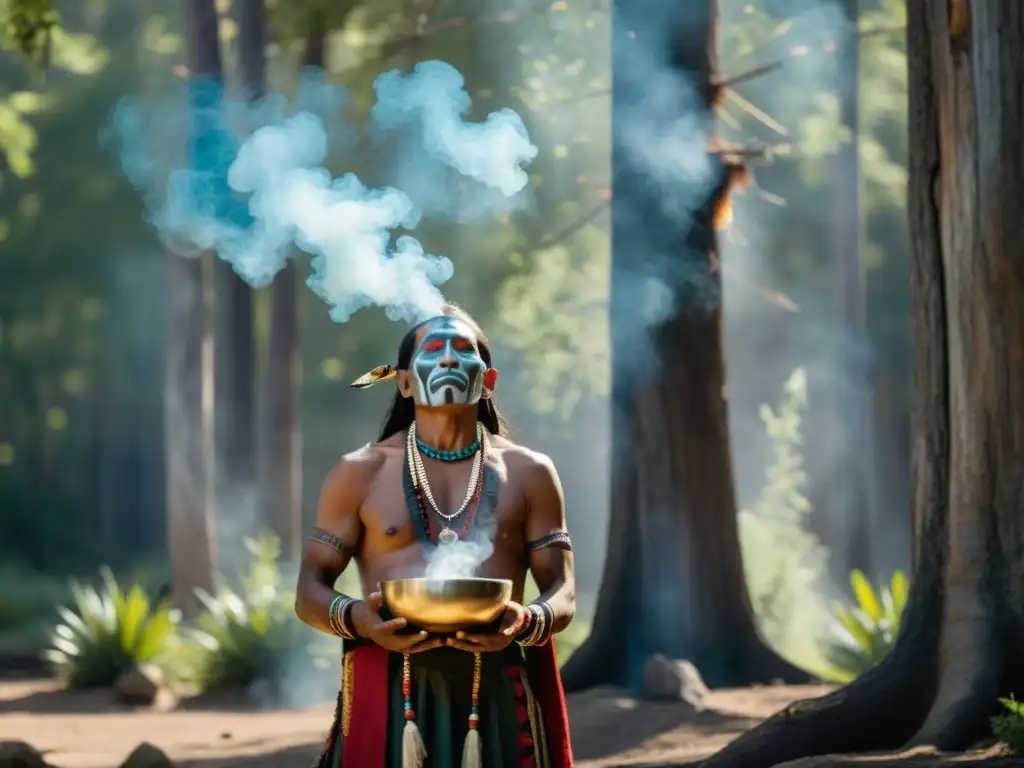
xmin=821 ymin=568 xmax=908 ymax=683
xmin=186 ymin=534 xmax=326 ymax=693
xmin=991 ymin=695 xmax=1024 ymax=756
xmin=740 ymin=368 xmax=828 ymax=671
xmin=43 ymin=566 xmax=180 ymax=688
xmin=0 ymin=0 xmax=59 ymax=68
xmin=0 ymin=0 xmax=108 ymax=185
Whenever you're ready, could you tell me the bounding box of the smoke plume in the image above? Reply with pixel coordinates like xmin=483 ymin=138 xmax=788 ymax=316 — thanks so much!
xmin=105 ymin=60 xmax=537 ymax=323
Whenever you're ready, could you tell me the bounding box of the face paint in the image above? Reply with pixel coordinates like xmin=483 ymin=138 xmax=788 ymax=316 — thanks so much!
xmin=410 ymin=317 xmax=487 ymax=407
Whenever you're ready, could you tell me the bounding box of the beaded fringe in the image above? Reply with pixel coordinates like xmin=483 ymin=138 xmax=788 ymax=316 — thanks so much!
xmin=460 ymin=652 xmax=483 ymax=768
xmin=402 ymin=652 xmax=484 ymax=768
xmin=401 ymin=654 xmax=427 ymax=768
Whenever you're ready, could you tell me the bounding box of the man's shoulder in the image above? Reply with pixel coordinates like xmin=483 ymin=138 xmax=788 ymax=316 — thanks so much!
xmin=330 ymin=437 xmax=401 ymax=484
xmin=490 ymin=435 xmax=557 ymax=477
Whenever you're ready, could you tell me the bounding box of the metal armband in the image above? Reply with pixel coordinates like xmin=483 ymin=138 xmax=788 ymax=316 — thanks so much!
xmin=526 ymin=531 xmax=572 ymax=553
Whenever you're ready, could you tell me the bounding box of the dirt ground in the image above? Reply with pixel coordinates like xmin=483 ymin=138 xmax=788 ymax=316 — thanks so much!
xmin=0 ymin=677 xmax=836 ymax=767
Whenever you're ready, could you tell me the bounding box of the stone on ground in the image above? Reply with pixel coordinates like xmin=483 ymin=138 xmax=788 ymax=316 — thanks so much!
xmin=0 ymin=741 xmax=50 ymax=768
xmin=114 ymin=663 xmax=164 ymax=706
xmin=640 ymin=654 xmax=709 ymax=707
xmin=117 ymin=742 xmax=174 ymax=768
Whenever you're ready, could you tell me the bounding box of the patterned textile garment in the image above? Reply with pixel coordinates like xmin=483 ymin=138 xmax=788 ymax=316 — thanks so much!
xmin=314 ymin=641 xmax=569 ymax=767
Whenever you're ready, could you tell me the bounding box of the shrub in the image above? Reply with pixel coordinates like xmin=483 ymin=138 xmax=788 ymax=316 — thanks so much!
xmin=43 ymin=566 xmax=180 ymax=688
xmin=739 ymin=368 xmax=829 ymax=672
xmin=821 ymin=568 xmax=908 ymax=683
xmin=186 ymin=534 xmax=327 ymax=693
xmin=991 ymin=695 xmax=1024 ymax=755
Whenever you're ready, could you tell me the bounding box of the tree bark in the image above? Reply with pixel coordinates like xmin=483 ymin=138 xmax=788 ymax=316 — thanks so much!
xmin=213 ymin=0 xmax=257 ymax=550
xmin=166 ymin=0 xmax=221 ymax=611
xmin=257 ymin=8 xmax=319 ymax=562
xmin=697 ymin=3 xmax=1024 ymax=764
xmin=560 ymin=0 xmax=809 ymax=692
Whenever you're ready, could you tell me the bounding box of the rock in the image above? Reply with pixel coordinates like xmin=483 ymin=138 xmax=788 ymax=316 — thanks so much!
xmin=114 ymin=663 xmax=164 ymax=707
xmin=640 ymin=654 xmax=709 ymax=707
xmin=0 ymin=741 xmax=48 ymax=768
xmin=117 ymin=743 xmax=174 ymax=768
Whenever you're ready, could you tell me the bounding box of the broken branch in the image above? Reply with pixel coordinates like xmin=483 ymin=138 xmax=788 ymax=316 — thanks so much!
xmin=713 ymin=59 xmax=785 ymax=89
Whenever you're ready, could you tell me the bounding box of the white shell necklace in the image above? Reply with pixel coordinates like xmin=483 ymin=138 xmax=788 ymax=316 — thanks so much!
xmin=407 ymin=422 xmax=484 ymax=545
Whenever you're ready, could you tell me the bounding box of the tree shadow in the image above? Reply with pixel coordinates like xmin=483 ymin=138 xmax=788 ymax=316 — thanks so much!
xmin=566 ymin=687 xmax=760 ymax=762
xmin=0 ymin=685 xmax=143 ymax=716
xmin=0 ymin=682 xmax=333 ymax=716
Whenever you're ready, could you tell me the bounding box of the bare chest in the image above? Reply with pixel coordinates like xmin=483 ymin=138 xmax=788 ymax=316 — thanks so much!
xmin=360 ymin=452 xmax=527 ymax=552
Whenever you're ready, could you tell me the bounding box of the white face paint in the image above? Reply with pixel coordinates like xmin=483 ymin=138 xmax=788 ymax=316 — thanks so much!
xmin=410 ymin=317 xmax=486 ymax=407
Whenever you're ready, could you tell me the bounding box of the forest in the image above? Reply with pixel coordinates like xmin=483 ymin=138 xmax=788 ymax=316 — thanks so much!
xmin=1 ymin=0 xmax=1023 ymax=766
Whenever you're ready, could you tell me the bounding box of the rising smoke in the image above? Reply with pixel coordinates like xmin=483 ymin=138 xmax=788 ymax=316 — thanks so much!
xmin=106 ymin=59 xmax=537 ymax=324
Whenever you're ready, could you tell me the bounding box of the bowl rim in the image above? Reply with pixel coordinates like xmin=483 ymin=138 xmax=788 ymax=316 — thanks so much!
xmin=382 ymin=577 xmax=513 ymax=587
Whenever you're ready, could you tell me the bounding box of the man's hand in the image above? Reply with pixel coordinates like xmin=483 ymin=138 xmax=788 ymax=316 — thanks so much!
xmin=446 ymin=601 xmax=530 ymax=653
xmin=351 ymin=592 xmax=442 ymax=654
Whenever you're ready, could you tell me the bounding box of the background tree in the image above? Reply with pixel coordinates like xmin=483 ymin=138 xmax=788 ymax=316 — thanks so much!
xmin=701 ymin=1 xmax=1024 ymax=763
xmin=212 ymin=0 xmax=257 ymax=555
xmin=255 ymin=2 xmax=327 ymax=564
xmin=815 ymin=0 xmax=878 ymax=581
xmin=166 ymin=0 xmax=221 ymax=610
xmin=560 ymin=0 xmax=809 ymax=691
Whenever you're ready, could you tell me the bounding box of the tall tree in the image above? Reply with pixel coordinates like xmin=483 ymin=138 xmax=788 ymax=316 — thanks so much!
xmin=701 ymin=2 xmax=1024 ymax=764
xmin=256 ymin=2 xmax=311 ymax=562
xmin=820 ymin=0 xmax=879 ymax=581
xmin=560 ymin=0 xmax=809 ymax=691
xmin=214 ymin=0 xmax=257 ymax=545
xmin=167 ymin=0 xmax=221 ymax=610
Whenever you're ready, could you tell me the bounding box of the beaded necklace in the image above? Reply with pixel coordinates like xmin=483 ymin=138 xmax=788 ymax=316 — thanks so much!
xmin=415 ymin=431 xmax=481 ymax=462
xmin=405 ymin=422 xmax=486 ymax=545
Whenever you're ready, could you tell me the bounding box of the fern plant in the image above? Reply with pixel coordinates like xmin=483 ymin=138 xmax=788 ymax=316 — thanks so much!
xmin=186 ymin=534 xmax=327 ymax=693
xmin=822 ymin=568 xmax=908 ymax=682
xmin=43 ymin=566 xmax=180 ymax=688
xmin=991 ymin=695 xmax=1024 ymax=755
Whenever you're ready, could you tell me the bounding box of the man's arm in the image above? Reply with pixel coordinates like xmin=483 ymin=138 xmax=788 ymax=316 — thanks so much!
xmin=294 ymin=452 xmax=369 ymax=636
xmin=523 ymin=453 xmax=576 ymax=635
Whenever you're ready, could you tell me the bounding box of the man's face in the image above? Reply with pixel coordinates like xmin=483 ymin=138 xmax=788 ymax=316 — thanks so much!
xmin=408 ymin=316 xmax=487 ymax=407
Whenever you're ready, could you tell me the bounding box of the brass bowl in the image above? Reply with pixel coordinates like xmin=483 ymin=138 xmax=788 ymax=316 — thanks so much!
xmin=381 ymin=577 xmax=513 ymax=633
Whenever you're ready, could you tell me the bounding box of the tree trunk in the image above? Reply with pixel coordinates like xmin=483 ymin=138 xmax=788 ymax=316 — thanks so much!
xmin=698 ymin=3 xmax=1024 ymax=764
xmin=213 ymin=0 xmax=257 ymax=554
xmin=560 ymin=0 xmax=809 ymax=692
xmin=257 ymin=7 xmax=317 ymax=562
xmin=817 ymin=0 xmax=880 ymax=583
xmin=166 ymin=0 xmax=221 ymax=611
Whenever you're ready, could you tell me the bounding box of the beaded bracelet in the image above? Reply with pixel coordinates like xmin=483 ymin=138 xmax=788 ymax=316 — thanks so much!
xmin=515 ymin=605 xmax=539 ymax=645
xmin=328 ymin=596 xmax=358 ymax=640
xmin=516 ymin=601 xmax=553 ymax=647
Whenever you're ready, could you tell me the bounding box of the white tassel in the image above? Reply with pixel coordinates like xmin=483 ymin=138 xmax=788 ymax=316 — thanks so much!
xmin=402 ymin=718 xmax=427 ymax=768
xmin=462 ymin=652 xmax=483 ymax=768
xmin=460 ymin=726 xmax=482 ymax=768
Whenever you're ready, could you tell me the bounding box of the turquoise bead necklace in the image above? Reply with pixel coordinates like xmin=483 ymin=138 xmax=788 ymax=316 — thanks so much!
xmin=415 ymin=422 xmax=482 ymax=462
